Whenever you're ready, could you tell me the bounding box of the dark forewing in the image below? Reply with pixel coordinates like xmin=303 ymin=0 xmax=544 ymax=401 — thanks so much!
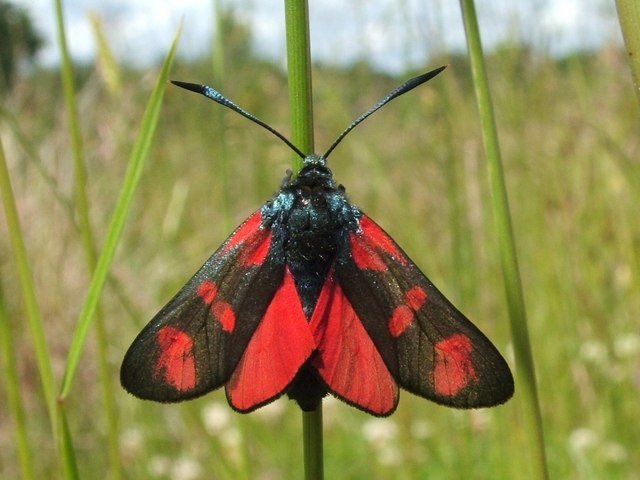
xmin=120 ymin=209 xmax=285 ymax=402
xmin=334 ymin=214 xmax=514 ymax=409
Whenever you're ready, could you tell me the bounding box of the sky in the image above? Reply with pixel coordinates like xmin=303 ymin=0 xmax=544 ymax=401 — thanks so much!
xmin=17 ymin=0 xmax=622 ymax=73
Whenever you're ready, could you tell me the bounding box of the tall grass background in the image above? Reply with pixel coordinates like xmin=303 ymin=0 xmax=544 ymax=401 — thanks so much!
xmin=1 ymin=1 xmax=639 ymax=479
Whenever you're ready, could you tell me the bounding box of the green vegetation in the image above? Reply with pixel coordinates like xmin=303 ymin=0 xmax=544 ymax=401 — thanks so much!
xmin=0 ymin=1 xmax=43 ymax=92
xmin=1 ymin=5 xmax=639 ymax=480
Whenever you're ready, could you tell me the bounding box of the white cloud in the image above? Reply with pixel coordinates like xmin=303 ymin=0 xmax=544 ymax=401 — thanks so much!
xmin=14 ymin=0 xmax=620 ymax=72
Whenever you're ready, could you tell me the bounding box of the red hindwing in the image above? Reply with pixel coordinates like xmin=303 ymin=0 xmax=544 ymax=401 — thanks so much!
xmin=226 ymin=267 xmax=315 ymax=411
xmin=310 ymin=271 xmax=398 ymax=415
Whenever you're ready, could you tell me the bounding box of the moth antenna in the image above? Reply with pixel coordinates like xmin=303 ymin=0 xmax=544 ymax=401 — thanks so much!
xmin=171 ymin=80 xmax=307 ymax=160
xmin=322 ymin=65 xmax=446 ymax=159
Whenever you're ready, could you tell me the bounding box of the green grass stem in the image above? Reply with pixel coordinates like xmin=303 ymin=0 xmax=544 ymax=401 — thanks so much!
xmin=59 ymin=411 xmax=79 ymax=479
xmin=284 ymin=1 xmax=324 ymax=479
xmin=285 ymin=0 xmax=314 ymax=168
xmin=302 ymin=408 xmax=324 ymax=480
xmin=53 ymin=1 xmax=122 ymax=477
xmin=615 ymin=0 xmax=640 ymax=106
xmin=53 ymin=0 xmax=93 ymax=260
xmin=458 ymin=1 xmax=549 ymax=478
xmin=0 ymin=131 xmax=64 ymax=468
xmin=0 ymin=281 xmax=35 ymax=480
xmin=59 ymin=27 xmax=181 ymax=399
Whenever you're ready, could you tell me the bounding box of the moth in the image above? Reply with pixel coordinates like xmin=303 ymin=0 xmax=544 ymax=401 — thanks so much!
xmin=121 ymin=66 xmax=514 ymax=416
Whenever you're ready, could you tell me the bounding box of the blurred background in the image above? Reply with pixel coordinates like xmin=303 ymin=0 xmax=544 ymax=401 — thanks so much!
xmin=1 ymin=0 xmax=638 ymax=478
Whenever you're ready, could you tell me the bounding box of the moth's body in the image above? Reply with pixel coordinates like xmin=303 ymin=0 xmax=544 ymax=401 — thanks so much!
xmin=271 ymin=156 xmax=353 ymax=318
xmin=266 ymin=156 xmax=359 ymax=409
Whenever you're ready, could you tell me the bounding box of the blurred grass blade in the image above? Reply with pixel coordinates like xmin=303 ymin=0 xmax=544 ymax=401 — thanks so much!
xmin=53 ymin=0 xmax=92 ymax=261
xmin=0 ymin=281 xmax=36 ymax=480
xmin=89 ymin=11 xmax=123 ymax=97
xmin=0 ymin=132 xmax=59 ymax=446
xmin=60 ymin=410 xmax=79 ymax=479
xmin=54 ymin=1 xmax=123 ymax=477
xmin=283 ymin=1 xmax=324 ymax=479
xmin=458 ymin=0 xmax=549 ymax=478
xmin=59 ymin=26 xmax=182 ymax=398
xmin=0 ymin=106 xmax=75 ymax=217
xmin=615 ymin=0 xmax=640 ymax=106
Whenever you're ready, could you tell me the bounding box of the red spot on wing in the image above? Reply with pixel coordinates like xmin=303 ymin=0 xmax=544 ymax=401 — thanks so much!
xmin=218 ymin=210 xmax=273 ymax=266
xmin=349 ymin=216 xmax=409 ymax=271
xmin=197 ymin=280 xmax=236 ymax=332
xmin=433 ymin=333 xmax=478 ymax=397
xmin=388 ymin=286 xmax=428 ymax=337
xmin=155 ymin=326 xmax=196 ymax=392
xmin=389 ymin=305 xmax=414 ymax=337
xmin=197 ymin=280 xmax=218 ymax=304
xmin=406 ymin=286 xmax=427 ymax=310
xmin=349 ymin=232 xmax=387 ymax=271
xmin=311 ymin=273 xmax=398 ymax=415
xmin=359 ymin=216 xmax=407 ymax=264
xmin=223 ymin=210 xmax=263 ymax=252
xmin=238 ymin=229 xmax=272 ymax=266
xmin=226 ymin=268 xmax=315 ymax=411
xmin=212 ymin=302 xmax=236 ymax=332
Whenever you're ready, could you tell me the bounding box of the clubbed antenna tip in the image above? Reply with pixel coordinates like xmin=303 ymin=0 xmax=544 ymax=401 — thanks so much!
xmin=171 ymin=80 xmax=306 ymax=159
xmin=322 ymin=65 xmax=446 ymax=159
xmin=171 ymin=65 xmax=446 ymax=164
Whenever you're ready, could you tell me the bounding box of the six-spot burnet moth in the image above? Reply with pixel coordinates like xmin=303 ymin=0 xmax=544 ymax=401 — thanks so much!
xmin=120 ymin=65 xmax=514 ymax=416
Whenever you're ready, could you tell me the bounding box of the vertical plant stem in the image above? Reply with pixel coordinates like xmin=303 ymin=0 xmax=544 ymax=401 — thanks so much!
xmin=59 ymin=410 xmax=79 ymax=479
xmin=302 ymin=408 xmax=324 ymax=480
xmin=52 ymin=2 xmax=91 ymax=258
xmin=458 ymin=1 xmax=549 ymax=479
xmin=283 ymin=1 xmax=323 ymax=479
xmin=615 ymin=0 xmax=640 ymax=106
xmin=284 ymin=0 xmax=314 ymax=169
xmin=0 ymin=136 xmax=63 ymax=471
xmin=52 ymin=0 xmax=122 ymax=477
xmin=0 ymin=281 xmax=35 ymax=480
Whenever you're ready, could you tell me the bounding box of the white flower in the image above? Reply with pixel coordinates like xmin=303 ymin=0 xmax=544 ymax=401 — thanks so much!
xmin=148 ymin=455 xmax=171 ymax=476
xmin=120 ymin=427 xmax=143 ymax=454
xmin=362 ymin=418 xmax=398 ymax=445
xmin=601 ymin=441 xmax=627 ymax=463
xmin=201 ymin=402 xmax=232 ymax=435
xmin=378 ymin=445 xmax=402 ymax=467
xmin=171 ymin=456 xmax=202 ymax=480
xmin=362 ymin=418 xmax=404 ymax=466
xmin=220 ymin=426 xmax=242 ymax=452
xmin=410 ymin=420 xmax=433 ymax=440
xmin=568 ymin=428 xmax=597 ymax=451
xmin=579 ymin=341 xmax=607 ymax=363
xmin=613 ymin=263 xmax=632 ymax=290
xmin=614 ymin=333 xmax=640 ymax=358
